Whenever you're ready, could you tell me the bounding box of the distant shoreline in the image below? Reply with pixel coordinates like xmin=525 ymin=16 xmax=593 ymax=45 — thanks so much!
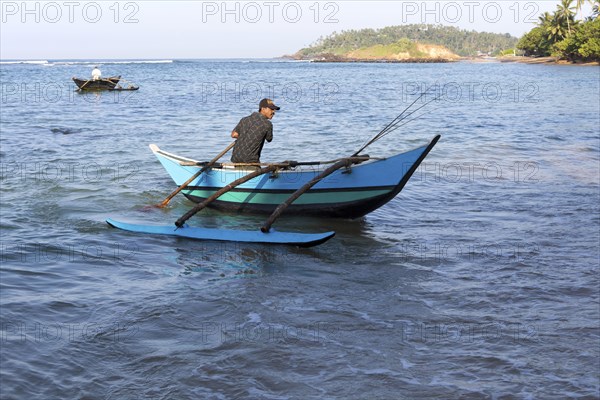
xmin=309 ymin=57 xmax=455 ymax=64
xmin=495 ymin=56 xmax=600 ymax=66
xmin=291 ymin=55 xmax=599 ymax=66
xmin=284 ymin=52 xmax=458 ymax=64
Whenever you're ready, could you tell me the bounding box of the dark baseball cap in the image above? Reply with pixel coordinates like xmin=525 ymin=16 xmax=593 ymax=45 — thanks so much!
xmin=259 ymin=98 xmax=280 ymax=110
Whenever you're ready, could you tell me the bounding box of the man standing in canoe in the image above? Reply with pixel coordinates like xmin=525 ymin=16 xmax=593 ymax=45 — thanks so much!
xmin=231 ymin=98 xmax=280 ymax=163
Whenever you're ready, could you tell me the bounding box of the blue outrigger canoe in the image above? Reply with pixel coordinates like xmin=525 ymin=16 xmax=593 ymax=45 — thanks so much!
xmin=107 ymin=135 xmax=440 ymax=247
xmin=149 ymin=135 xmax=440 ymax=218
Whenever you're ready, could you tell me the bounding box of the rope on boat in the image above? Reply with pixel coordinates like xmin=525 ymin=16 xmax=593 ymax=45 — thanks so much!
xmin=178 ymin=156 xmax=374 ymax=168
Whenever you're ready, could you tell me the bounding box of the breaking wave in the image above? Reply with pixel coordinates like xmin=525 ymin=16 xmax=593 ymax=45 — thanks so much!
xmin=0 ymin=60 xmax=174 ymax=66
xmin=0 ymin=60 xmax=49 ymax=65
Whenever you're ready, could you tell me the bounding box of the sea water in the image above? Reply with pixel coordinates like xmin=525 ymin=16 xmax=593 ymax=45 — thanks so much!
xmin=0 ymin=59 xmax=599 ymax=398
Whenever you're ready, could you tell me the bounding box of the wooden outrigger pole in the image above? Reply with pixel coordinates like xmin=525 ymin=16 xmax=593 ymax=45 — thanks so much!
xmin=175 ymin=164 xmax=280 ymax=228
xmin=155 ymin=141 xmax=235 ymax=208
xmin=260 ymin=156 xmax=368 ymax=233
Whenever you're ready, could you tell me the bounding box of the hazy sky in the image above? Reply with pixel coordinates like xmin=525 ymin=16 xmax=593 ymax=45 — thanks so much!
xmin=0 ymin=1 xmax=581 ymax=60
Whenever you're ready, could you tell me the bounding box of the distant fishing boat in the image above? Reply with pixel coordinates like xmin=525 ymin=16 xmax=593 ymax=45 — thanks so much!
xmin=72 ymin=76 xmax=120 ymax=90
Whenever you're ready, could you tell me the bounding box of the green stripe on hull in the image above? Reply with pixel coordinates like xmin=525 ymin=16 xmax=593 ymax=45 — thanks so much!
xmin=183 ymin=189 xmax=392 ymax=205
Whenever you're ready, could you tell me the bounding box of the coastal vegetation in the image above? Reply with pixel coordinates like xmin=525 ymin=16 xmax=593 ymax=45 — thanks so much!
xmin=293 ymin=24 xmax=518 ymax=61
xmin=517 ymin=0 xmax=600 ymax=62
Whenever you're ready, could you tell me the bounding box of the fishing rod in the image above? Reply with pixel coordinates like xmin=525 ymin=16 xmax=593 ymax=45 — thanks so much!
xmin=370 ymin=95 xmax=441 ymax=141
xmin=377 ymin=87 xmax=437 ymax=135
xmin=376 ymin=107 xmax=439 ymax=139
xmin=352 ymin=84 xmax=440 ymax=157
xmin=352 ymin=90 xmax=430 ymax=157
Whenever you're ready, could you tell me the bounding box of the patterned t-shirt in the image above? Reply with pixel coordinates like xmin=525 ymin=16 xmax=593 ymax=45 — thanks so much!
xmin=231 ymin=112 xmax=273 ymax=163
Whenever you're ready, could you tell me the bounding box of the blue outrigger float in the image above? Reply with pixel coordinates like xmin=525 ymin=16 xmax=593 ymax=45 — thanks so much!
xmin=106 ymin=218 xmax=336 ymax=247
xmin=107 ymin=93 xmax=441 ymax=247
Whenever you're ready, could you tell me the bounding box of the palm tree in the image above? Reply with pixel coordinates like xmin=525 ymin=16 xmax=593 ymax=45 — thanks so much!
xmin=538 ymin=11 xmax=553 ymax=26
xmin=556 ymin=0 xmax=577 ymax=35
xmin=547 ymin=13 xmax=569 ymax=41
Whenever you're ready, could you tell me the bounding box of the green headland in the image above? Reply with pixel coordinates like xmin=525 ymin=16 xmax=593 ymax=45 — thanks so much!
xmin=290 ymin=24 xmax=518 ymax=63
